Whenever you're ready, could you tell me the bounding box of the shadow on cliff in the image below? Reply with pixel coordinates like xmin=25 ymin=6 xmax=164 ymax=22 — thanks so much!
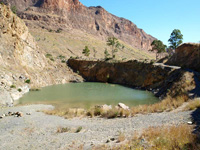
xmin=186 ymin=69 xmax=200 ymax=98
xmin=191 ymin=108 xmax=200 ymax=134
xmin=34 ymin=0 xmax=44 ymax=7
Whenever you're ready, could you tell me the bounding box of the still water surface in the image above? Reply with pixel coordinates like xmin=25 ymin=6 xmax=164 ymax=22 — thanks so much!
xmin=18 ymin=82 xmax=159 ymax=108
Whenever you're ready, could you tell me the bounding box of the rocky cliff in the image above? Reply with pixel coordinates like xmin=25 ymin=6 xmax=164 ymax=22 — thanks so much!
xmin=68 ymin=59 xmax=198 ymax=98
xmin=0 ymin=4 xmax=82 ymax=106
xmin=2 ymin=0 xmax=156 ymax=51
xmin=166 ymin=43 xmax=200 ymax=72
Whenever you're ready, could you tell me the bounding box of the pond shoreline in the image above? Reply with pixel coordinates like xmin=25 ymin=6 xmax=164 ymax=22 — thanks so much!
xmin=17 ymin=82 xmax=159 ymax=109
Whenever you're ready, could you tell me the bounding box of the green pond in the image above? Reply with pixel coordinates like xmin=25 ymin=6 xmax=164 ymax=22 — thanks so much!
xmin=18 ymin=82 xmax=159 ymax=108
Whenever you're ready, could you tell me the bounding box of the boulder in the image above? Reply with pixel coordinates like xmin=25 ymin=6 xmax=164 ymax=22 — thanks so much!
xmin=116 ymin=103 xmax=129 ymax=110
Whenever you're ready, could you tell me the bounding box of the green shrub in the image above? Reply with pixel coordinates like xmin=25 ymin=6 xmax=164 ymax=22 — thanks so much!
xmin=10 ymin=85 xmax=16 ymax=88
xmin=61 ymin=60 xmax=66 ymax=63
xmin=25 ymin=79 xmax=31 ymax=84
xmin=18 ymin=88 xmax=22 ymax=92
xmin=45 ymin=53 xmax=52 ymax=58
xmin=50 ymin=58 xmax=54 ymax=61
xmin=0 ymin=2 xmax=5 ymax=5
xmin=11 ymin=6 xmax=17 ymax=14
xmin=58 ymin=55 xmax=66 ymax=59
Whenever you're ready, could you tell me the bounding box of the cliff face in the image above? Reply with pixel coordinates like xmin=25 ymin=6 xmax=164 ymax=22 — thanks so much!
xmin=0 ymin=4 xmax=82 ymax=106
xmin=166 ymin=43 xmax=200 ymax=72
xmin=68 ymin=59 xmax=197 ymax=98
xmin=2 ymin=0 xmax=156 ymax=51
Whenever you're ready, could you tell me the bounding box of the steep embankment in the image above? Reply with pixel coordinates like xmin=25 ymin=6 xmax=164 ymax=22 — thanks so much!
xmin=68 ymin=59 xmax=197 ymax=98
xmin=0 ymin=4 xmax=82 ymax=106
xmin=2 ymin=0 xmax=156 ymax=60
xmin=166 ymin=43 xmax=200 ymax=72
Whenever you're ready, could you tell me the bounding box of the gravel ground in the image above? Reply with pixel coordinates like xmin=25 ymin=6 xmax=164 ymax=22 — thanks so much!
xmin=0 ymin=104 xmax=193 ymax=150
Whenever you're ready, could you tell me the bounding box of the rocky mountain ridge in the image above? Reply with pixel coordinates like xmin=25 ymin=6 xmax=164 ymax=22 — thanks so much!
xmin=2 ymin=0 xmax=156 ymax=51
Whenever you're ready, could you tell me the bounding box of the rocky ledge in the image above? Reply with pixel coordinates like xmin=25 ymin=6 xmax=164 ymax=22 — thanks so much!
xmin=68 ymin=59 xmax=199 ymax=99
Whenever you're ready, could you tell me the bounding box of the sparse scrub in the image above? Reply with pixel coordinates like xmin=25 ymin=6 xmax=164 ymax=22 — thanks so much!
xmin=25 ymin=79 xmax=31 ymax=84
xmin=10 ymin=85 xmax=16 ymax=88
xmin=61 ymin=60 xmax=66 ymax=63
xmin=42 ymin=108 xmax=85 ymax=119
xmin=17 ymin=88 xmax=22 ymax=92
xmin=11 ymin=6 xmax=17 ymax=14
xmin=119 ymin=109 xmax=131 ymax=118
xmin=57 ymin=127 xmax=70 ymax=133
xmin=184 ymin=99 xmax=200 ymax=111
xmin=102 ymin=109 xmax=119 ymax=119
xmin=57 ymin=55 xmax=66 ymax=60
xmin=45 ymin=53 xmax=54 ymax=61
xmin=104 ymin=48 xmax=110 ymax=60
xmin=131 ymin=94 xmax=189 ymax=116
xmin=82 ymin=46 xmax=90 ymax=57
xmin=111 ymin=124 xmax=199 ymax=150
xmin=45 ymin=53 xmax=52 ymax=58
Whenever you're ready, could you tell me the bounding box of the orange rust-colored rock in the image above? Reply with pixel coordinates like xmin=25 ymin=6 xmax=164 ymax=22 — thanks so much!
xmin=2 ymin=0 xmax=156 ymax=51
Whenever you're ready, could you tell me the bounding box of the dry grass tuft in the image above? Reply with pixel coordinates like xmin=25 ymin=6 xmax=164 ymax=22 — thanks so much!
xmin=57 ymin=127 xmax=70 ymax=133
xmin=101 ymin=109 xmax=119 ymax=119
xmin=184 ymin=99 xmax=200 ymax=111
xmin=42 ymin=94 xmax=189 ymax=119
xmin=112 ymin=124 xmax=200 ymax=150
xmin=42 ymin=108 xmax=86 ymax=119
xmin=131 ymin=94 xmax=189 ymax=116
xmin=86 ymin=107 xmax=131 ymax=119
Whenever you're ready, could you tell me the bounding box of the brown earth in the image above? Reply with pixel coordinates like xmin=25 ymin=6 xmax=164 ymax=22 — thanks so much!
xmin=166 ymin=43 xmax=200 ymax=72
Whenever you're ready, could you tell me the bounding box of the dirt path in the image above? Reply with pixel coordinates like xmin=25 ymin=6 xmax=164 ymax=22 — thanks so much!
xmin=0 ymin=104 xmax=193 ymax=150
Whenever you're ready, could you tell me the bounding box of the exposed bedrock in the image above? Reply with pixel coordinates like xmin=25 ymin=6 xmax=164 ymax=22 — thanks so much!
xmin=68 ymin=59 xmax=199 ymax=99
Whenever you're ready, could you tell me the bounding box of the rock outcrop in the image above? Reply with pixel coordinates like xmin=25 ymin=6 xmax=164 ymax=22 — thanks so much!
xmin=0 ymin=4 xmax=82 ymax=105
xmin=166 ymin=43 xmax=200 ymax=72
xmin=68 ymin=59 xmax=198 ymax=98
xmin=2 ymin=0 xmax=156 ymax=51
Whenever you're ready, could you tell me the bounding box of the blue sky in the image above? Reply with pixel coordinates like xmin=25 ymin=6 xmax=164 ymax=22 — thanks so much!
xmin=80 ymin=0 xmax=200 ymax=46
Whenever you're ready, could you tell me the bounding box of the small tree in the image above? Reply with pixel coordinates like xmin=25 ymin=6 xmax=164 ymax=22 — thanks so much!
xmin=150 ymin=40 xmax=166 ymax=60
xmin=93 ymin=47 xmax=97 ymax=58
xmin=11 ymin=6 xmax=17 ymax=14
xmin=82 ymin=46 xmax=90 ymax=57
xmin=104 ymin=48 xmax=110 ymax=60
xmin=168 ymin=29 xmax=183 ymax=50
xmin=107 ymin=37 xmax=120 ymax=59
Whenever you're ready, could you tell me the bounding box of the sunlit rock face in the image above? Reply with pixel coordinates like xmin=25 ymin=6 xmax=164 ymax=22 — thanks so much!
xmin=3 ymin=0 xmax=156 ymax=51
